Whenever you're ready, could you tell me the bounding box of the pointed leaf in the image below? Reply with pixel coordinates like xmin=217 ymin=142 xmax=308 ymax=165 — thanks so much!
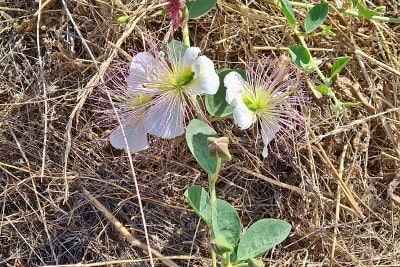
xmin=304 ymin=3 xmax=329 ymax=33
xmin=288 ymin=45 xmax=310 ymax=69
xmin=213 ymin=199 xmax=241 ymax=246
xmin=237 ymin=219 xmax=291 ymax=261
xmin=314 ymin=84 xmax=330 ymax=95
xmin=356 ymin=3 xmax=380 ymax=18
xmin=322 ymin=25 xmax=334 ymax=36
xmin=186 ymin=0 xmax=218 ymax=19
xmin=330 ymin=56 xmax=351 ymax=78
xmin=184 ymin=185 xmax=212 ymax=224
xmin=280 ymin=0 xmax=296 ymax=26
xmin=186 ymin=119 xmax=219 ymax=175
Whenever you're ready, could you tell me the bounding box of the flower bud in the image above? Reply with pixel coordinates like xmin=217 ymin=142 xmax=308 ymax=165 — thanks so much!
xmin=247 ymin=257 xmax=264 ymax=267
xmin=210 ymin=236 xmax=234 ymax=255
xmin=207 ymin=137 xmax=232 ymax=161
xmin=117 ymin=16 xmax=130 ymax=24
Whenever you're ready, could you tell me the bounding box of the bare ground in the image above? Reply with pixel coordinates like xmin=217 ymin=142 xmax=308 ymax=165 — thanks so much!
xmin=0 ymin=0 xmax=399 ymax=266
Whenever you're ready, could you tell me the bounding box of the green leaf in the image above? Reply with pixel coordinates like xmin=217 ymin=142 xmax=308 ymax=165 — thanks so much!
xmin=167 ymin=40 xmax=188 ymax=65
xmin=304 ymin=3 xmax=329 ymax=33
xmin=205 ymin=69 xmax=245 ymax=118
xmin=343 ymin=102 xmax=361 ymax=107
xmin=322 ymin=25 xmax=333 ymax=35
xmin=236 ymin=219 xmax=291 ymax=261
xmin=314 ymin=84 xmax=330 ymax=95
xmin=373 ymin=6 xmax=386 ymax=14
xmin=355 ymin=3 xmax=384 ymax=18
xmin=184 ymin=185 xmax=212 ymax=224
xmin=279 ymin=0 xmax=296 ymax=26
xmin=117 ymin=16 xmax=130 ymax=24
xmin=330 ymin=56 xmax=351 ymax=78
xmin=186 ymin=119 xmax=219 ymax=175
xmin=288 ymin=45 xmax=310 ymax=69
xmin=213 ymin=199 xmax=241 ymax=246
xmin=186 ymin=0 xmax=218 ymax=19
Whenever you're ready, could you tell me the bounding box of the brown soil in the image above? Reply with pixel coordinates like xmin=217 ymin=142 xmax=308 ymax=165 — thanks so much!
xmin=1 ymin=0 xmax=399 ymax=266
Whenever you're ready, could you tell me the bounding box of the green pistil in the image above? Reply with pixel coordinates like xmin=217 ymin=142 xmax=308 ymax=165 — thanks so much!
xmin=143 ymin=68 xmax=195 ymax=93
xmin=176 ymin=70 xmax=195 ymax=87
xmin=242 ymin=90 xmax=270 ymax=112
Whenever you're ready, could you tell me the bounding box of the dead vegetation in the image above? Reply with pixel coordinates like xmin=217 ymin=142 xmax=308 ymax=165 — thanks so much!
xmin=1 ymin=0 xmax=399 ymax=266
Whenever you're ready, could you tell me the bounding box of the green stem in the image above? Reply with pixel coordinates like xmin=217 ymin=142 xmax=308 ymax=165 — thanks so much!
xmin=182 ymin=22 xmax=190 ymax=47
xmin=211 ymin=250 xmax=217 ymax=267
xmin=224 ymin=252 xmax=231 ymax=266
xmin=292 ymin=27 xmax=328 ymax=84
xmin=288 ymin=1 xmax=400 ymax=23
xmin=209 ymin=157 xmax=222 ymax=267
xmin=294 ymin=28 xmax=344 ymax=114
xmin=181 ymin=7 xmax=190 ymax=47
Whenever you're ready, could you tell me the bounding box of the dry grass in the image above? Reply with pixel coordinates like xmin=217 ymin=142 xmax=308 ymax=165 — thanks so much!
xmin=1 ymin=0 xmax=400 ymax=266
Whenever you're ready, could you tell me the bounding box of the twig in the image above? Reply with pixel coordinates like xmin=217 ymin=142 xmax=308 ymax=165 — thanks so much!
xmin=317 ymin=107 xmax=400 ymax=140
xmin=60 ymin=1 xmax=156 ymax=265
xmin=355 ymin=48 xmax=400 ymax=76
xmin=235 ymin=166 xmax=360 ymax=216
xmin=36 ymin=0 xmax=57 ymax=263
xmin=82 ymin=188 xmax=180 ymax=267
xmin=330 ymin=144 xmax=347 ymax=262
xmin=308 ymin=127 xmax=365 ymax=218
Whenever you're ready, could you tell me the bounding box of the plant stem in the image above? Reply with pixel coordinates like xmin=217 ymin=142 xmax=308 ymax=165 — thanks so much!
xmin=181 ymin=7 xmax=191 ymax=47
xmin=292 ymin=27 xmax=327 ymax=84
xmin=211 ymin=250 xmax=217 ymax=267
xmin=209 ymin=157 xmax=222 ymax=267
xmin=182 ymin=23 xmax=190 ymax=47
xmin=291 ymin=21 xmax=345 ymax=114
xmin=288 ymin=1 xmax=400 ymax=23
xmin=224 ymin=252 xmax=231 ymax=266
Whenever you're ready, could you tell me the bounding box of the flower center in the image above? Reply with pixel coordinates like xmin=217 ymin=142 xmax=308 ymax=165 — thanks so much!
xmin=242 ymin=88 xmax=270 ymax=112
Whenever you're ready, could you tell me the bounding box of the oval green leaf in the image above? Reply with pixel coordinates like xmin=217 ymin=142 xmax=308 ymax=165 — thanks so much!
xmin=186 ymin=0 xmax=218 ymax=19
xmin=186 ymin=119 xmax=219 ymax=175
xmin=304 ymin=3 xmax=329 ymax=33
xmin=184 ymin=185 xmax=212 ymax=224
xmin=213 ymin=199 xmax=241 ymax=246
xmin=236 ymin=219 xmax=291 ymax=261
xmin=288 ymin=45 xmax=310 ymax=69
xmin=330 ymin=56 xmax=351 ymax=78
xmin=205 ymin=69 xmax=245 ymax=118
xmin=314 ymin=84 xmax=330 ymax=95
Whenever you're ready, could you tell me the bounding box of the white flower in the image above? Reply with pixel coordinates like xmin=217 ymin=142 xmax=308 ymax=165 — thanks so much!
xmin=108 ymin=91 xmax=152 ymax=152
xmin=108 ymin=44 xmax=220 ymax=152
xmin=110 ymin=117 xmax=148 ymax=152
xmin=224 ymin=57 xmax=305 ymax=157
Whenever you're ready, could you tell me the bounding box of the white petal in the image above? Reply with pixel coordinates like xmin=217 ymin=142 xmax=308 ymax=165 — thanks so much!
xmin=186 ymin=55 xmax=219 ymax=95
xmin=224 ymin=71 xmax=245 ymax=106
xmin=233 ymin=101 xmax=255 ymax=129
xmin=110 ymin=120 xmax=149 ymax=152
xmin=126 ymin=52 xmax=155 ymax=89
xmin=260 ymin=120 xmax=281 ymax=157
xmin=144 ymin=94 xmax=185 ymax=138
xmin=179 ymin=47 xmax=201 ymax=71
